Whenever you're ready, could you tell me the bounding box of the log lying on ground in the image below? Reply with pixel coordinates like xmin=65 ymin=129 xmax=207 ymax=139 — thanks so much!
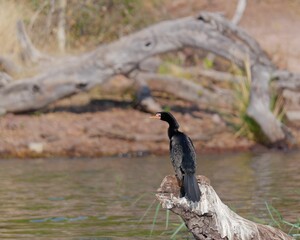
xmin=0 ymin=12 xmax=297 ymax=146
xmin=156 ymin=175 xmax=293 ymax=240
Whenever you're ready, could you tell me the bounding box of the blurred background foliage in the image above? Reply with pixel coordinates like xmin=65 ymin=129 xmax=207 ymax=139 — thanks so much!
xmin=1 ymin=0 xmax=237 ymax=54
xmin=0 ymin=0 xmax=173 ymax=55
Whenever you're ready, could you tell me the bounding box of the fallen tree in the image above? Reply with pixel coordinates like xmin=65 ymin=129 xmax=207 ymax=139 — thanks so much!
xmin=156 ymin=175 xmax=293 ymax=240
xmin=0 ymin=12 xmax=299 ymax=147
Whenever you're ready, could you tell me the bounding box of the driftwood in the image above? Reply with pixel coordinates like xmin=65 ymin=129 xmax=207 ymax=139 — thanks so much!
xmin=156 ymin=175 xmax=293 ymax=240
xmin=0 ymin=12 xmax=299 ymax=146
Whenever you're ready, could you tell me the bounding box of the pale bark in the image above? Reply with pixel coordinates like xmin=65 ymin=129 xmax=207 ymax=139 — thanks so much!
xmin=17 ymin=21 xmax=53 ymax=64
xmin=191 ymin=67 xmax=245 ymax=83
xmin=231 ymin=0 xmax=247 ymax=25
xmin=156 ymin=175 xmax=293 ymax=240
xmin=29 ymin=0 xmax=48 ymax=31
xmin=272 ymin=70 xmax=300 ymax=90
xmin=0 ymin=72 xmax=13 ymax=88
xmin=57 ymin=0 xmax=66 ymax=53
xmin=46 ymin=0 xmax=55 ymax=36
xmin=0 ymin=56 xmax=20 ymax=75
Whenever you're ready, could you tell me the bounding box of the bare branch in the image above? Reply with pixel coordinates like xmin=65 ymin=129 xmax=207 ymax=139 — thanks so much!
xmin=29 ymin=0 xmax=49 ymax=31
xmin=0 ymin=72 xmax=13 ymax=88
xmin=0 ymin=56 xmax=21 ymax=75
xmin=188 ymin=67 xmax=245 ymax=83
xmin=16 ymin=21 xmax=54 ymax=64
xmin=46 ymin=0 xmax=56 ymax=36
xmin=203 ymin=0 xmax=247 ymax=74
xmin=133 ymin=71 xmax=208 ymax=102
xmin=57 ymin=0 xmax=67 ymax=52
xmin=231 ymin=0 xmax=247 ymax=25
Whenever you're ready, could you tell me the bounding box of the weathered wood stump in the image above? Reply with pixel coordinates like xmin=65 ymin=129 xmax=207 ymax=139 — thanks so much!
xmin=156 ymin=175 xmax=293 ymax=240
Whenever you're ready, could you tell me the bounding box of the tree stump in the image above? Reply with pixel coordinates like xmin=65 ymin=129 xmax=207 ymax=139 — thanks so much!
xmin=156 ymin=175 xmax=293 ymax=240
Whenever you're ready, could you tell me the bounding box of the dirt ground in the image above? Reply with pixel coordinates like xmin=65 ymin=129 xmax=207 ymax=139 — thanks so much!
xmin=1 ymin=0 xmax=300 ymax=158
xmin=0 ymin=102 xmax=254 ymax=158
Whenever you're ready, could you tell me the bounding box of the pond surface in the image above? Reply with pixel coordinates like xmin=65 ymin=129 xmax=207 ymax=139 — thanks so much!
xmin=0 ymin=151 xmax=299 ymax=239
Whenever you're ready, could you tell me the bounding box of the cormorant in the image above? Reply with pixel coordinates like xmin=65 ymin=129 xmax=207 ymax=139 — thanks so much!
xmin=150 ymin=112 xmax=201 ymax=202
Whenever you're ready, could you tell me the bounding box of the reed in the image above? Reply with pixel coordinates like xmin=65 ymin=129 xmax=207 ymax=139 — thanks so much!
xmin=229 ymin=59 xmax=285 ymax=143
xmin=265 ymin=202 xmax=300 ymax=239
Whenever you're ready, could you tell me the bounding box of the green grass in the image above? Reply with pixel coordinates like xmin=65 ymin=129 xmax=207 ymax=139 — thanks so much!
xmin=203 ymin=57 xmax=214 ymax=69
xmin=228 ymin=60 xmax=285 ymax=143
xmin=158 ymin=62 xmax=193 ymax=80
xmin=265 ymin=202 xmax=300 ymax=239
xmin=150 ymin=203 xmax=161 ymax=236
xmin=139 ymin=201 xmax=190 ymax=239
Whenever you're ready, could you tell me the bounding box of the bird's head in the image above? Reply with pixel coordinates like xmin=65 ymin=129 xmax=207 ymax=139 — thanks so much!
xmin=150 ymin=112 xmax=179 ymax=129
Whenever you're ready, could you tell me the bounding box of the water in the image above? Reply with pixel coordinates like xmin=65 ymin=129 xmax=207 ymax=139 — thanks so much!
xmin=0 ymin=151 xmax=299 ymax=239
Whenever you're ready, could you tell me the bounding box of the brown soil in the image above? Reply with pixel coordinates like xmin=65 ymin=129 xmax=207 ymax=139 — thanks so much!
xmin=1 ymin=0 xmax=300 ymax=158
xmin=0 ymin=96 xmax=254 ymax=158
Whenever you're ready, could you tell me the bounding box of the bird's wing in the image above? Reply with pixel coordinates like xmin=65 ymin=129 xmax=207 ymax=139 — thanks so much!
xmin=188 ymin=136 xmax=195 ymax=151
xmin=170 ymin=137 xmax=184 ymax=180
xmin=180 ymin=135 xmax=197 ymax=173
xmin=186 ymin=136 xmax=197 ymax=166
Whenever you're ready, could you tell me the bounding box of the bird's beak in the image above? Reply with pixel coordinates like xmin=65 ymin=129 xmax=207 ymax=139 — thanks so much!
xmin=149 ymin=113 xmax=161 ymax=119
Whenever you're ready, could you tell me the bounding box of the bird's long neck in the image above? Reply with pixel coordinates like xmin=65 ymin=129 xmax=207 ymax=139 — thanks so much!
xmin=167 ymin=118 xmax=180 ymax=139
xmin=168 ymin=126 xmax=178 ymax=139
xmin=162 ymin=113 xmax=180 ymax=139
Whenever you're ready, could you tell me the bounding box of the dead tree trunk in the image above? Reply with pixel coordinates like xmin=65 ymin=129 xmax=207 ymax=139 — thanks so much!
xmin=0 ymin=12 xmax=297 ymax=146
xmin=156 ymin=175 xmax=293 ymax=240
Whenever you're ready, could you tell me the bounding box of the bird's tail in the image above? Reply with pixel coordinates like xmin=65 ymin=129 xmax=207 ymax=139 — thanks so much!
xmin=183 ymin=173 xmax=201 ymax=202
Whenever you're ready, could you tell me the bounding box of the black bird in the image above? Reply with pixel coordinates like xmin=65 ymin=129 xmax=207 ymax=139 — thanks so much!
xmin=151 ymin=112 xmax=201 ymax=202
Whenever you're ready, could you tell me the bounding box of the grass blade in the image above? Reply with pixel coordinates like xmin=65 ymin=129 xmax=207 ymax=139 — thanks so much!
xmin=150 ymin=203 xmax=161 ymax=236
xmin=282 ymin=219 xmax=300 ymax=235
xmin=132 ymin=192 xmax=148 ymax=206
xmin=170 ymin=221 xmax=185 ymax=239
xmin=139 ymin=199 xmax=156 ymax=224
xmin=282 ymin=220 xmax=300 ymax=229
xmin=165 ymin=210 xmax=170 ymax=230
xmin=265 ymin=201 xmax=281 ymax=229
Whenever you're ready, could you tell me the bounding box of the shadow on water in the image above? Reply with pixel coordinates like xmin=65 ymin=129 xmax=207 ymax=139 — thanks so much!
xmin=0 ymin=151 xmax=299 ymax=239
